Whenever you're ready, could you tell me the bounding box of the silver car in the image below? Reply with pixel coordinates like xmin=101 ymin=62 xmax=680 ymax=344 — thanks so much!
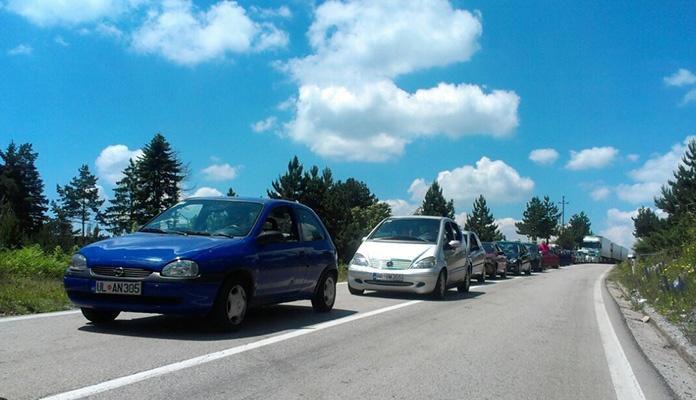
xmin=347 ymin=216 xmax=470 ymax=299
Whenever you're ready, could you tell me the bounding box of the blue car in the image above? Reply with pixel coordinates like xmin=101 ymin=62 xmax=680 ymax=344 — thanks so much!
xmin=64 ymin=197 xmax=338 ymax=331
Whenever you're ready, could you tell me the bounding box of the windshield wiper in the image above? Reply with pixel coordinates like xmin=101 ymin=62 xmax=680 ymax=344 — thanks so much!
xmin=140 ymin=228 xmax=187 ymax=235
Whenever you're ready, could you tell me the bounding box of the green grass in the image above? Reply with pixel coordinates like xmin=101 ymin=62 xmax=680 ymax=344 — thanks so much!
xmin=0 ymin=245 xmax=75 ymax=317
xmin=611 ymin=245 xmax=696 ymax=345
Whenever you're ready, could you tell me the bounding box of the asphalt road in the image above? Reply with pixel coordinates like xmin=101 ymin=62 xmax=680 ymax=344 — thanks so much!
xmin=0 ymin=264 xmax=682 ymax=399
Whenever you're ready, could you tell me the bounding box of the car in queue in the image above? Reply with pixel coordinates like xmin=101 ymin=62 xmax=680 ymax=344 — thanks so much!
xmin=524 ymin=243 xmax=543 ymax=272
xmin=541 ymin=247 xmax=560 ymax=269
xmin=64 ymin=197 xmax=338 ymax=332
xmin=495 ymin=241 xmax=532 ymax=276
xmin=464 ymin=230 xmax=487 ymax=283
xmin=482 ymin=241 xmax=508 ymax=279
xmin=347 ymin=216 xmax=471 ymax=299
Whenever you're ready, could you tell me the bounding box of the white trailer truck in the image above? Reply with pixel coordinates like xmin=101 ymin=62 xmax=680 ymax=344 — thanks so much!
xmin=581 ymin=235 xmax=628 ymax=263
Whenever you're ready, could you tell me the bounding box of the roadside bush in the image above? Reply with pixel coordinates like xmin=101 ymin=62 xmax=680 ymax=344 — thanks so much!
xmin=615 ymin=244 xmax=696 ymax=344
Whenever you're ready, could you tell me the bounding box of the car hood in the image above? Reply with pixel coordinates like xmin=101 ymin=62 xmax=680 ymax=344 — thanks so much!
xmin=79 ymin=233 xmax=243 ymax=268
xmin=356 ymin=240 xmax=435 ymax=265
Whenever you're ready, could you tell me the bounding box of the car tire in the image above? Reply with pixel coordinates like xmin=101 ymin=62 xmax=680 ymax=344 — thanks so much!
xmin=457 ymin=267 xmax=470 ymax=293
xmin=477 ymin=266 xmax=486 ymax=283
xmin=432 ymin=269 xmax=448 ymax=299
xmin=210 ymin=278 xmax=248 ymax=332
xmin=525 ymin=264 xmax=532 ymax=275
xmin=81 ymin=308 xmax=119 ymax=324
xmin=501 ymin=268 xmax=507 ymax=279
xmin=515 ymin=263 xmax=521 ymax=276
xmin=312 ymin=271 xmax=336 ymax=312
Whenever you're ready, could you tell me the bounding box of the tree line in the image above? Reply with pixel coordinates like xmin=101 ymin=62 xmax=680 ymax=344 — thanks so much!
xmin=1 ymin=133 xmax=597 ymax=263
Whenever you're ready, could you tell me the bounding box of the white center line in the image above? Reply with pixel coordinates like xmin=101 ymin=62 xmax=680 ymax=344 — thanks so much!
xmin=41 ymin=300 xmax=422 ymax=400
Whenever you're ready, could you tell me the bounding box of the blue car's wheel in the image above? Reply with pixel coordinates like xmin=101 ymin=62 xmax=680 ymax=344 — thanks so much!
xmin=211 ymin=279 xmax=248 ymax=332
xmin=312 ymin=272 xmax=337 ymax=312
xmin=81 ymin=308 xmax=119 ymax=324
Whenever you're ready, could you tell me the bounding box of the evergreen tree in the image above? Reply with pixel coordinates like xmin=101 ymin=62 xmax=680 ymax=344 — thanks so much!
xmin=268 ymin=156 xmax=305 ymax=200
xmin=302 ymin=165 xmax=333 ymax=217
xmin=0 ymin=199 xmax=25 ymax=248
xmin=633 ymin=207 xmax=662 ymax=239
xmin=0 ymin=142 xmax=48 ymax=237
xmin=464 ymin=195 xmax=502 ymax=241
xmin=655 ymin=138 xmax=696 ymax=221
xmin=540 ymin=195 xmax=561 ymax=239
xmin=515 ymin=196 xmax=545 ymax=241
xmin=416 ymin=181 xmax=455 ymax=218
xmin=133 ymin=134 xmax=187 ymax=223
xmin=226 ymin=188 xmax=237 ymax=197
xmin=104 ymin=159 xmax=139 ymax=235
xmin=55 ymin=164 xmax=105 ymax=238
xmin=555 ymin=212 xmax=592 ymax=249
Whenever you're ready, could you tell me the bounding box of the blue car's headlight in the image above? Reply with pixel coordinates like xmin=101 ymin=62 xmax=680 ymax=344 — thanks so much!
xmin=162 ymin=259 xmax=199 ymax=278
xmin=349 ymin=253 xmax=369 ymax=267
xmin=412 ymin=257 xmax=436 ymax=269
xmin=69 ymin=254 xmax=87 ymax=272
xmin=509 ymin=258 xmax=518 ymax=264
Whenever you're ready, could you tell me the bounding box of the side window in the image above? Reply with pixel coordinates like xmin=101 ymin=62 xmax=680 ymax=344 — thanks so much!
xmin=267 ymin=206 xmax=299 ymax=242
xmin=297 ymin=208 xmax=326 ymax=242
xmin=469 ymin=233 xmax=480 ymax=251
xmin=450 ymin=223 xmax=463 ymax=242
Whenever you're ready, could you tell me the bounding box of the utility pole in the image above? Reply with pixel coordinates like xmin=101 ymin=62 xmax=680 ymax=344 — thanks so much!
xmin=559 ymin=195 xmax=569 ymax=227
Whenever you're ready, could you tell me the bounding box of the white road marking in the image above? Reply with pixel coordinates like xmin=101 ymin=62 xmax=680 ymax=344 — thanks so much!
xmin=594 ymin=268 xmax=646 ymax=400
xmin=40 ymin=300 xmax=422 ymax=400
xmin=0 ymin=310 xmax=79 ymax=322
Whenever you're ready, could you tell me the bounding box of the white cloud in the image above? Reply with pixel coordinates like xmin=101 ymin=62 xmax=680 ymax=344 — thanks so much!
xmin=131 ymin=0 xmax=288 ymax=65
xmin=664 ymin=68 xmax=696 ymax=87
xmin=496 ymin=217 xmax=526 ymax=242
xmin=7 ymin=44 xmax=33 ymax=55
xmin=529 ymin=148 xmax=559 ymax=165
xmin=189 ymin=187 xmax=224 ymax=197
xmin=683 ymin=88 xmax=696 ymax=105
xmin=54 ymin=36 xmax=69 ymax=46
xmin=408 ymin=157 xmax=535 ymax=210
xmin=201 ymin=163 xmax=239 ymax=181
xmin=95 ymin=144 xmax=142 ymax=185
xmin=615 ymin=137 xmax=695 ymax=204
xmin=599 ymin=208 xmax=637 ymax=249
xmin=251 ymin=116 xmax=277 ymax=132
xmin=591 ymin=186 xmax=611 ymax=201
xmin=566 ymin=146 xmax=618 ymax=170
xmin=280 ymin=0 xmax=519 ymax=161
xmin=285 ymin=81 xmax=520 ymax=162
xmin=385 ymin=198 xmax=417 ymax=216
xmin=5 ymin=0 xmax=145 ymax=27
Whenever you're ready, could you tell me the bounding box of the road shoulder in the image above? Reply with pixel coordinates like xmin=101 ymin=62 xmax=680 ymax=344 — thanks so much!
xmin=606 ymin=278 xmax=696 ymax=399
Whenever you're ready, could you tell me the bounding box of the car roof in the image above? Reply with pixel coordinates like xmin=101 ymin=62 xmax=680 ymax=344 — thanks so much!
xmin=185 ymin=196 xmax=298 ymax=206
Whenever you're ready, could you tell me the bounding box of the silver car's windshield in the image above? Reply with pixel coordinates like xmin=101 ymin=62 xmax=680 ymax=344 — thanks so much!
xmin=142 ymin=199 xmax=263 ymax=237
xmin=369 ymin=218 xmax=440 ymax=244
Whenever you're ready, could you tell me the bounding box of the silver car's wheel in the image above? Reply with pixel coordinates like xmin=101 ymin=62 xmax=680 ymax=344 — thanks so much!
xmin=312 ymin=272 xmax=336 ymax=312
xmin=431 ymin=269 xmax=447 ymax=299
xmin=211 ymin=279 xmax=247 ymax=332
xmin=457 ymin=266 xmax=470 ymax=293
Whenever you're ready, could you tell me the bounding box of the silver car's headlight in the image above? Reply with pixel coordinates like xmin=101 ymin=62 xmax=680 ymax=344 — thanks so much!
xmin=412 ymin=257 xmax=436 ymax=269
xmin=349 ymin=253 xmax=369 ymax=267
xmin=162 ymin=259 xmax=199 ymax=277
xmin=69 ymin=254 xmax=87 ymax=272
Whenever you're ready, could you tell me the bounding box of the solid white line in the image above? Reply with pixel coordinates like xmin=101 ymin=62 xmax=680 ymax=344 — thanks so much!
xmin=0 ymin=310 xmax=80 ymax=323
xmin=594 ymin=269 xmax=646 ymax=400
xmin=40 ymin=299 xmax=422 ymax=400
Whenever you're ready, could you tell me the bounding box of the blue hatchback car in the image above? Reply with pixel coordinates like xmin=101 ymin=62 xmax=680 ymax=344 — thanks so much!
xmin=64 ymin=197 xmax=338 ymax=331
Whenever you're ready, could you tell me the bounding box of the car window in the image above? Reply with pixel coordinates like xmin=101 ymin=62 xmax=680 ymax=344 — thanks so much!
xmin=468 ymin=233 xmax=480 ymax=251
xmin=370 ymin=218 xmax=440 ymax=243
xmin=143 ymin=199 xmax=262 ymax=236
xmin=297 ymin=208 xmax=326 ymax=242
xmin=267 ymin=205 xmax=300 ymax=242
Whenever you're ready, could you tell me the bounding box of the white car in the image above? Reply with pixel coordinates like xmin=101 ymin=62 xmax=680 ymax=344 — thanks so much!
xmin=347 ymin=216 xmax=471 ymax=299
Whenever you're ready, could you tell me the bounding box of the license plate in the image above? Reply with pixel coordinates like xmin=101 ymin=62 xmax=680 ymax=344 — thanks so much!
xmin=94 ymin=281 xmax=142 ymax=295
xmin=373 ymin=273 xmax=403 ymax=282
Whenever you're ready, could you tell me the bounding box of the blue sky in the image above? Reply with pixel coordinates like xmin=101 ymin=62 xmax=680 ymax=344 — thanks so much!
xmin=1 ymin=0 xmax=695 ymax=249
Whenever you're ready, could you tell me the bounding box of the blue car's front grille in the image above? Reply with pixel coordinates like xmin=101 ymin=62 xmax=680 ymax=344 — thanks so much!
xmin=90 ymin=266 xmax=153 ymax=278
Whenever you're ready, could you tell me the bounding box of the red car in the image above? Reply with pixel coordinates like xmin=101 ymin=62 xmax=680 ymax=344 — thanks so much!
xmin=482 ymin=242 xmax=508 ymax=279
xmin=541 ymin=247 xmax=560 ymax=269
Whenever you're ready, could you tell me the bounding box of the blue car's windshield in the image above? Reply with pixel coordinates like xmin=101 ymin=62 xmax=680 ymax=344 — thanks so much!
xmin=142 ymin=199 xmax=263 ymax=237
xmin=369 ymin=218 xmax=440 ymax=244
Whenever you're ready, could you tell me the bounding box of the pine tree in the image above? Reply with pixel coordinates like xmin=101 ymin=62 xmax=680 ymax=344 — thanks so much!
xmin=268 ymin=156 xmax=305 ymax=200
xmin=515 ymin=196 xmax=545 ymax=241
xmin=104 ymin=159 xmax=139 ymax=235
xmin=655 ymin=138 xmax=696 ymax=221
xmin=556 ymin=212 xmax=592 ymax=249
xmin=464 ymin=195 xmax=502 ymax=241
xmin=55 ymin=164 xmax=105 ymax=238
xmin=416 ymin=181 xmax=455 ymax=218
xmin=133 ymin=134 xmax=187 ymax=223
xmin=0 ymin=142 xmax=48 ymax=237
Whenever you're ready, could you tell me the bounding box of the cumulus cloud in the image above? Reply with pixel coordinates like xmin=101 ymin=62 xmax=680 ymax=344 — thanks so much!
xmin=251 ymin=116 xmax=277 ymax=133
xmin=496 ymin=217 xmax=526 ymax=242
xmin=201 ymin=163 xmax=239 ymax=181
xmin=131 ymin=0 xmax=288 ymax=65
xmin=5 ymin=0 xmax=144 ymax=27
xmin=408 ymin=157 xmax=534 ymax=210
xmin=616 ymin=137 xmax=693 ymax=204
xmin=599 ymin=208 xmax=638 ymax=249
xmin=95 ymin=144 xmax=143 ymax=185
xmin=591 ymin=186 xmax=611 ymax=201
xmin=189 ymin=187 xmax=224 ymax=197
xmin=566 ymin=146 xmax=618 ymax=170
xmin=664 ymin=68 xmax=696 ymax=106
xmin=7 ymin=44 xmax=33 ymax=55
xmin=529 ymin=148 xmax=559 ymax=165
xmin=279 ymin=0 xmax=520 ymax=161
xmin=385 ymin=198 xmax=417 ymax=216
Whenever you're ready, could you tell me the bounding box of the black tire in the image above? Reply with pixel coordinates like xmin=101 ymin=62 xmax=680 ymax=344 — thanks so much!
xmin=81 ymin=308 xmax=120 ymax=324
xmin=431 ymin=269 xmax=447 ymax=299
xmin=210 ymin=278 xmax=248 ymax=332
xmin=348 ymin=284 xmax=364 ymax=295
xmin=312 ymin=271 xmax=336 ymax=312
xmin=514 ymin=262 xmax=521 ymax=276
xmin=457 ymin=267 xmax=470 ymax=293
xmin=477 ymin=266 xmax=486 ymax=283
xmin=525 ymin=264 xmax=532 ymax=275
xmin=501 ymin=268 xmax=507 ymax=279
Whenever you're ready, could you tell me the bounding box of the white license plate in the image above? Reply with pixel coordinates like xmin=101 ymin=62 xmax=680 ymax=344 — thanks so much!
xmin=94 ymin=281 xmax=142 ymax=295
xmin=373 ymin=273 xmax=403 ymax=282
